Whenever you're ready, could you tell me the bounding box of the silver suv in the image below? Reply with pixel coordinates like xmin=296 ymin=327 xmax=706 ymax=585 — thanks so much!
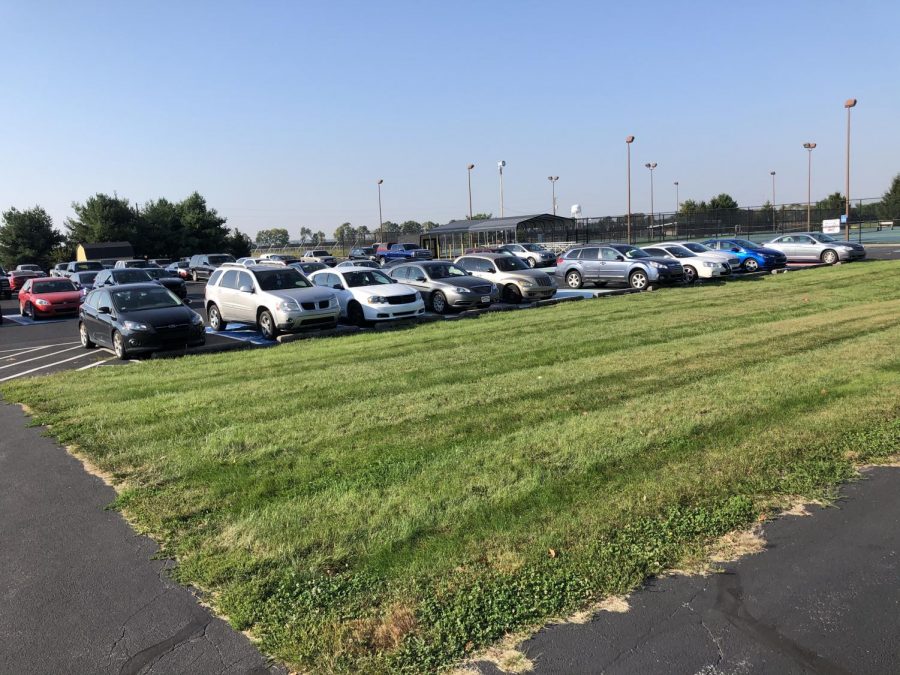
xmin=554 ymin=243 xmax=685 ymax=290
xmin=454 ymin=253 xmax=556 ymax=303
xmin=205 ymin=264 xmax=339 ymax=339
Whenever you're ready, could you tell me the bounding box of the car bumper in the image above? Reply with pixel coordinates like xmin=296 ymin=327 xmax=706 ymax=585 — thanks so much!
xmin=696 ymin=265 xmax=727 ymax=278
xmin=33 ymin=303 xmax=82 ymax=317
xmin=652 ymin=269 xmax=685 ymax=283
xmin=838 ymin=250 xmax=866 ymax=261
xmin=521 ymin=287 xmax=557 ymax=300
xmin=446 ymin=289 xmax=500 ymax=308
xmin=363 ymin=300 xmax=426 ymax=320
xmin=276 ymin=307 xmax=340 ymax=330
xmin=122 ymin=325 xmax=206 ymax=352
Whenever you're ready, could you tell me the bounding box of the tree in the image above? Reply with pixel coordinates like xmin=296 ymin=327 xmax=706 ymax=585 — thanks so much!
xmin=333 ymin=222 xmax=356 ymax=248
xmin=877 ymin=174 xmax=900 ymax=221
xmin=400 ymin=220 xmax=422 ymax=235
xmin=141 ymin=198 xmax=183 ymax=258
xmin=467 ymin=212 xmax=492 ymax=221
xmin=816 ymin=192 xmax=845 ymax=211
xmin=708 ymin=194 xmax=738 ymax=210
xmin=422 ymin=221 xmax=438 ymax=232
xmin=314 ymin=230 xmax=326 ymax=245
xmin=299 ymin=227 xmax=312 ymax=244
xmin=0 ymin=206 xmax=63 ymax=270
xmin=678 ymin=199 xmax=703 ymax=215
xmin=66 ymin=193 xmax=140 ymax=247
xmin=177 ymin=192 xmax=229 ymax=253
xmin=226 ymin=228 xmax=253 ymax=258
xmin=255 ymin=228 xmax=290 ymax=248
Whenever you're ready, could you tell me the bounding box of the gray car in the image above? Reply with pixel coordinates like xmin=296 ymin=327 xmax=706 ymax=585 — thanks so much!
xmin=388 ymin=261 xmax=499 ymax=313
xmin=497 ymin=243 xmax=557 ymax=268
xmin=763 ymin=232 xmax=866 ymax=263
xmin=454 ymin=253 xmax=556 ymax=303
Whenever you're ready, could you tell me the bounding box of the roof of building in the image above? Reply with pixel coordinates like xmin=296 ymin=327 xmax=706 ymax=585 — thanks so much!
xmin=77 ymin=241 xmax=135 ymax=260
xmin=425 ymin=214 xmax=575 ymax=236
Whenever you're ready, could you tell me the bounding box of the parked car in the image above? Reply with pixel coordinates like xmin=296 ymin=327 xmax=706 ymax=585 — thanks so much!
xmin=63 ymin=260 xmax=105 ymax=278
xmin=258 ymin=254 xmax=302 ymax=263
xmin=149 ymin=258 xmax=171 ymax=266
xmin=166 ymin=260 xmax=191 ymax=279
xmin=700 ymin=239 xmax=787 ymax=272
xmin=641 ymin=244 xmax=728 ymax=282
xmin=375 ymin=242 xmax=434 ymax=264
xmin=236 ymin=257 xmax=259 ymax=267
xmin=79 ymin=283 xmax=205 ymax=359
xmin=301 ymin=250 xmax=337 ymax=266
xmin=497 ymin=243 xmax=557 ymax=268
xmin=18 ymin=277 xmax=83 ymax=319
xmin=188 ymin=253 xmax=236 ymax=281
xmin=0 ymin=267 xmax=11 ymax=299
xmin=667 ymin=241 xmax=741 ymax=272
xmin=336 ymin=260 xmax=380 ymax=269
xmin=8 ymin=269 xmax=42 ymax=292
xmin=205 ymin=264 xmax=339 ymax=338
xmin=308 ymin=267 xmax=425 ymax=325
xmin=70 ymin=271 xmax=101 ymax=295
xmin=17 ymin=263 xmax=47 ymax=276
xmin=454 ymin=253 xmax=557 ymax=303
xmin=554 ymin=244 xmax=684 ymax=290
xmin=290 ymin=261 xmax=328 ymax=276
xmin=348 ymin=246 xmax=377 ymax=261
xmin=94 ymin=268 xmax=155 ymax=289
xmin=762 ymin=232 xmax=866 ymax=263
xmin=388 ymin=261 xmax=499 ymax=313
xmin=49 ymin=263 xmax=68 ymax=277
xmin=114 ymin=259 xmax=160 ymax=269
xmin=143 ymin=267 xmax=189 ymax=298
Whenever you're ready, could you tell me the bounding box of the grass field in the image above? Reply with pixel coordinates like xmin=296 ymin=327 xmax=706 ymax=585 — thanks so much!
xmin=4 ymin=262 xmax=899 ymax=673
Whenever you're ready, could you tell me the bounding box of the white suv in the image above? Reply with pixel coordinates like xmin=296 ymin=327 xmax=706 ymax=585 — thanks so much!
xmin=205 ymin=264 xmax=339 ymax=339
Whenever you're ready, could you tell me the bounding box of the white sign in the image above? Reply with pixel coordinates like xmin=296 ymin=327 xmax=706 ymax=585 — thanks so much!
xmin=822 ymin=218 xmax=841 ymax=234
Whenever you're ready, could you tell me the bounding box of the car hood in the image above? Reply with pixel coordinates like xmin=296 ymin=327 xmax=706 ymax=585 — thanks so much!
xmin=750 ymin=247 xmax=784 ymax=257
xmin=156 ymin=277 xmax=185 ymax=286
xmin=117 ymin=305 xmax=195 ymax=326
xmin=267 ymin=288 xmax=335 ymax=303
xmin=35 ymin=290 xmax=82 ymax=302
xmin=640 ymin=256 xmax=683 ymax=267
xmin=351 ymin=283 xmax=417 ymax=297
xmin=499 ymin=269 xmax=553 ymax=282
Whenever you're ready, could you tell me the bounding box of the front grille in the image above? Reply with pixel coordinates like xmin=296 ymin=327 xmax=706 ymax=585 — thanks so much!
xmin=318 ymin=300 xmax=330 ymax=309
xmin=156 ymin=323 xmax=189 ymax=337
xmin=387 ymin=294 xmax=416 ymax=305
xmin=471 ymin=284 xmax=493 ymax=294
xmin=535 ymin=277 xmax=553 ymax=287
xmin=413 ymin=251 xmax=430 ymax=258
xmin=301 ymin=301 xmax=316 ymax=310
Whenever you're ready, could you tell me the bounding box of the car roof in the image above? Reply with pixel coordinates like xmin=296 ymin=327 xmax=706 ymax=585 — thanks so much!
xmin=458 ymin=252 xmax=505 ymax=259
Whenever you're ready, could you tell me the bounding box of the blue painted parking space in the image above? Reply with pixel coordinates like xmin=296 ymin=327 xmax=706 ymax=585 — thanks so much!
xmin=205 ymin=324 xmax=276 ymax=346
xmin=1 ymin=314 xmax=74 ymax=326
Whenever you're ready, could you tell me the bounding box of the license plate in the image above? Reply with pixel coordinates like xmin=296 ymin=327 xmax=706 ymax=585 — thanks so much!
xmin=481 ymin=296 xmax=490 ymax=303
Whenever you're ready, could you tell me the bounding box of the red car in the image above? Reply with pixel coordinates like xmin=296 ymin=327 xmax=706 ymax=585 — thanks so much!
xmin=18 ymin=278 xmax=83 ymax=319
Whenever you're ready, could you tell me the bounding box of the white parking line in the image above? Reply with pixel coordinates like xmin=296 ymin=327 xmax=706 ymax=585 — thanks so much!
xmin=0 ymin=351 xmax=98 ymax=382
xmin=0 ymin=345 xmax=84 ymax=371
xmin=77 ymin=357 xmax=116 ymax=371
xmin=0 ymin=342 xmax=79 ymax=355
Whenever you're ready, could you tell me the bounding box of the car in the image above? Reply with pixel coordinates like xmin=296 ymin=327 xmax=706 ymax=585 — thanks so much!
xmin=16 ymin=263 xmax=47 ymax=276
xmin=143 ymin=267 xmax=189 ymax=299
xmin=700 ymin=239 xmax=787 ymax=272
xmin=762 ymin=232 xmax=866 ymax=264
xmin=7 ymin=269 xmax=43 ymax=292
xmin=93 ymin=268 xmax=155 ymax=288
xmin=63 ymin=260 xmax=105 ymax=278
xmin=641 ymin=244 xmax=728 ymax=282
xmin=497 ymin=243 xmax=557 ymax=268
xmin=336 ymin=260 xmax=380 ymax=269
xmin=388 ymin=261 xmax=499 ymax=313
xmin=375 ymin=242 xmax=434 ymax=264
xmin=308 ymin=267 xmax=425 ymax=325
xmin=0 ymin=266 xmax=11 ymax=300
xmin=18 ymin=277 xmax=83 ymax=319
xmin=348 ymin=246 xmax=377 ymax=261
xmin=166 ymin=260 xmax=191 ymax=279
xmin=188 ymin=253 xmax=236 ymax=281
xmin=667 ymin=241 xmax=741 ymax=272
xmin=114 ymin=259 xmax=160 ymax=269
xmin=205 ymin=264 xmax=339 ymax=338
xmin=290 ymin=261 xmax=328 ymax=276
xmin=236 ymin=257 xmax=260 ymax=267
xmin=554 ymin=243 xmax=684 ymax=290
xmin=149 ymin=258 xmax=171 ymax=266
xmin=49 ymin=263 xmax=68 ymax=277
xmin=301 ymin=250 xmax=337 ymax=266
xmin=70 ymin=271 xmax=101 ymax=295
xmin=454 ymin=253 xmax=557 ymax=303
xmin=79 ymin=283 xmax=205 ymax=359
xmin=258 ymin=254 xmax=301 ymax=263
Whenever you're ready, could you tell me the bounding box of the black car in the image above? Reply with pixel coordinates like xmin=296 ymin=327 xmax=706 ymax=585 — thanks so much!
xmin=0 ymin=266 xmax=10 ymax=300
xmin=188 ymin=253 xmax=236 ymax=281
xmin=79 ymin=283 xmax=205 ymax=359
xmin=348 ymin=246 xmax=377 ymax=261
xmin=93 ymin=268 xmax=154 ymax=288
xmin=70 ymin=271 xmax=100 ymax=294
xmin=143 ymin=267 xmax=188 ymax=298
xmin=290 ymin=261 xmax=328 ymax=276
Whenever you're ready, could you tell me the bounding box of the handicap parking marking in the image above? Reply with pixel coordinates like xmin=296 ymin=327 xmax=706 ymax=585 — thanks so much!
xmin=205 ymin=324 xmax=276 ymax=346
xmin=1 ymin=314 xmax=75 ymax=326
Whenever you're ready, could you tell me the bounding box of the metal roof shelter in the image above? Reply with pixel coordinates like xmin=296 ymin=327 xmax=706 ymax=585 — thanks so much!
xmin=421 ymin=214 xmax=575 ymax=258
xmin=76 ymin=241 xmax=134 ymax=262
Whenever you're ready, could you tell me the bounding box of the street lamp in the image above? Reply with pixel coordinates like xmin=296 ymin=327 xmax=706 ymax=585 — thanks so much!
xmin=645 ymin=162 xmax=657 ymax=234
xmin=377 ymin=179 xmax=384 ymax=243
xmin=626 ymin=135 xmax=635 ymax=243
xmin=770 ymin=171 xmax=777 ymax=232
xmin=674 ymin=181 xmax=680 ymax=213
xmin=467 ymin=164 xmax=475 ymax=220
xmin=802 ymin=142 xmax=816 ymax=229
xmin=844 ymin=98 xmax=857 ymax=240
xmin=547 ymin=176 xmax=559 ymax=215
xmin=498 ymin=161 xmax=506 ymax=218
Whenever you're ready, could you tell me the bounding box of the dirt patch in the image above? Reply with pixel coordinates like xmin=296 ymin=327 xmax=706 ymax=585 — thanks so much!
xmin=565 ymin=595 xmax=631 ymax=624
xmin=461 ymin=630 xmax=536 ymax=674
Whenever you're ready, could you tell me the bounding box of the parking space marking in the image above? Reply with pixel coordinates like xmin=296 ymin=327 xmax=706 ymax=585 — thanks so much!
xmin=1 ymin=314 xmax=73 ymax=325
xmin=0 ymin=345 xmax=85 ymax=371
xmin=0 ymin=342 xmax=80 ymax=356
xmin=205 ymin=325 xmax=275 ymax=346
xmin=77 ymin=357 xmax=116 ymax=371
xmin=0 ymin=351 xmax=99 ymax=382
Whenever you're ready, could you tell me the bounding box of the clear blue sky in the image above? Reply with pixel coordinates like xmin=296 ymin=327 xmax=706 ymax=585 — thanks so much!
xmin=1 ymin=0 xmax=897 ymax=237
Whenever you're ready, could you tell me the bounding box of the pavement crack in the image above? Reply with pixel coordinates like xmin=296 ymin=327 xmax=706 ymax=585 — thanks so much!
xmin=700 ymin=617 xmax=725 ymax=667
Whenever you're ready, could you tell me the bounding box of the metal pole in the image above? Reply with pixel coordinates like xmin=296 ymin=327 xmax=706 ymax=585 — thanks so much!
xmin=499 ymin=164 xmax=504 ymax=218
xmin=844 ymin=99 xmax=857 ymax=240
xmin=674 ymin=181 xmax=679 ymax=213
xmin=377 ymin=179 xmax=384 ymax=244
xmin=802 ymin=143 xmax=816 ymax=229
xmin=770 ymin=171 xmax=776 ymax=232
xmin=626 ymin=136 xmax=634 ymax=244
xmin=467 ymin=164 xmax=475 ymax=219
xmin=649 ymin=168 xmax=655 ymax=232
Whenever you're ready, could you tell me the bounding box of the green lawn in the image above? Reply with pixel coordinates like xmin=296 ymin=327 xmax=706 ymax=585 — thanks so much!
xmin=4 ymin=262 xmax=900 ymax=673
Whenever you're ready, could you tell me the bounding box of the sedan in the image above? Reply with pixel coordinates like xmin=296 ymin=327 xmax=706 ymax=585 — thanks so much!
xmin=16 ymin=264 xmax=47 ymax=276
xmin=70 ymin=271 xmax=100 ymax=295
xmin=348 ymin=246 xmax=377 ymax=261
xmin=700 ymin=239 xmax=787 ymax=272
xmin=641 ymin=244 xmax=728 ymax=282
xmin=763 ymin=232 xmax=866 ymax=264
xmin=388 ymin=261 xmax=498 ymax=313
xmin=667 ymin=241 xmax=741 ymax=272
xmin=166 ymin=261 xmax=191 ymax=279
xmin=290 ymin=261 xmax=328 ymax=276
xmin=79 ymin=283 xmax=205 ymax=359
xmin=18 ymin=278 xmax=83 ymax=319
xmin=336 ymin=260 xmax=380 ymax=269
xmin=93 ymin=268 xmax=155 ymax=288
xmin=497 ymin=243 xmax=557 ymax=268
xmin=308 ymin=267 xmax=425 ymax=325
xmin=144 ymin=267 xmax=189 ymax=298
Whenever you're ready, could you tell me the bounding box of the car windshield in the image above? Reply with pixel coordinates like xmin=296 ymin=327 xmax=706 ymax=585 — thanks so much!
xmin=111 ymin=286 xmax=182 ymax=311
xmin=33 ymin=280 xmax=76 ymax=293
xmin=74 ymin=272 xmax=98 ymax=284
xmin=732 ymin=239 xmax=763 ymax=250
xmin=294 ymin=262 xmax=325 ymax=272
xmin=522 ymin=244 xmax=545 ymax=252
xmin=114 ymin=270 xmax=153 ymax=283
xmin=494 ymin=256 xmax=529 ymax=271
xmin=21 ymin=265 xmax=41 ymax=271
xmin=255 ymin=269 xmax=312 ymax=290
xmin=400 ymin=244 xmax=418 ymax=250
xmin=663 ymin=245 xmax=695 ymax=258
xmin=312 ymin=250 xmax=331 ymax=256
xmin=144 ymin=268 xmax=176 ymax=279
xmin=426 ymin=263 xmax=467 ymax=279
xmin=343 ymin=270 xmax=394 ymax=287
xmin=208 ymin=255 xmax=235 ymax=265
xmin=74 ymin=262 xmax=104 ymax=271
xmin=681 ymin=242 xmax=710 ymax=253
xmin=612 ymin=244 xmax=650 ymax=259
xmin=809 ymin=233 xmax=836 ymax=243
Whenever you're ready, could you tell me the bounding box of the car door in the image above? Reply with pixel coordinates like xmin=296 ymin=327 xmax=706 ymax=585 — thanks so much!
xmin=80 ymin=291 xmax=101 ymax=342
xmin=93 ymin=290 xmax=115 ymax=345
xmin=769 ymin=235 xmax=793 ymax=258
xmin=216 ymin=269 xmax=241 ymax=321
xmin=576 ymin=247 xmax=601 ymax=281
xmin=234 ymin=271 xmax=256 ymax=322
xmin=402 ymin=265 xmax=429 ymax=293
xmin=792 ymin=235 xmax=817 ymax=260
xmin=598 ymin=247 xmax=627 ymax=281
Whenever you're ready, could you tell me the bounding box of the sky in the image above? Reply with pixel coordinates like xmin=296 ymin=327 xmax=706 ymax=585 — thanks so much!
xmin=1 ymin=0 xmax=898 ymax=238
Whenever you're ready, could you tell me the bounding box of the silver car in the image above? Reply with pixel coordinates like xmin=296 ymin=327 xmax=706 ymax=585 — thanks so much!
xmin=454 ymin=253 xmax=556 ymax=303
xmin=336 ymin=260 xmax=380 ymax=269
xmin=388 ymin=261 xmax=499 ymax=313
xmin=497 ymin=243 xmax=557 ymax=268
xmin=763 ymin=232 xmax=866 ymax=264
xmin=205 ymin=263 xmax=339 ymax=339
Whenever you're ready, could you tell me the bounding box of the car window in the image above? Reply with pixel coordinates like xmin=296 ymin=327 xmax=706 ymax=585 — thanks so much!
xmin=208 ymin=255 xmax=235 ymax=265
xmin=426 ymin=263 xmax=467 ymax=279
xmin=644 ymin=247 xmax=666 ymax=257
xmin=97 ymin=290 xmax=112 ymax=310
xmin=579 ymin=247 xmax=600 ymax=260
xmin=83 ymin=291 xmax=97 ymax=309
xmin=494 ymin=256 xmax=528 ymax=271
xmin=797 ymin=235 xmax=815 ymax=244
xmin=254 ymin=269 xmax=312 ymax=291
xmin=22 ymin=281 xmax=31 ymax=292
xmin=237 ymin=271 xmax=254 ymax=290
xmin=114 ymin=269 xmax=153 ymax=284
xmin=220 ymin=270 xmax=240 ymax=289
xmin=682 ymin=242 xmax=708 ymax=253
xmin=208 ymin=269 xmax=224 ymax=285
xmin=599 ymin=247 xmax=619 ymax=261
xmin=111 ymin=286 xmax=182 ymax=312
xmin=392 ymin=266 xmax=409 ymax=280
xmin=565 ymin=249 xmax=582 ymax=260
xmin=344 ymin=270 xmax=393 ymax=287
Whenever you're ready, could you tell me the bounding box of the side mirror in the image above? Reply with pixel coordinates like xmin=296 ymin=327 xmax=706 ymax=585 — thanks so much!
xmin=731 ymin=247 xmax=740 ymax=253
xmin=332 ymin=283 xmax=344 ymax=290
xmin=183 ymin=298 xmax=192 ymax=306
xmin=98 ymin=306 xmax=111 ymax=314
xmin=239 ymin=285 xmax=253 ymax=293
xmin=415 ymin=276 xmax=426 ymax=282
xmin=615 ymin=255 xmax=625 ymax=261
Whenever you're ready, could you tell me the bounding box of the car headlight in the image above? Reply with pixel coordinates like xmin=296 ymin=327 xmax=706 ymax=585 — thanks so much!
xmin=520 ymin=280 xmax=535 ymax=288
xmin=838 ymin=245 xmax=853 ymax=251
xmin=453 ymin=286 xmax=470 ymax=294
xmin=276 ymin=299 xmax=299 ymax=311
xmin=703 ymin=261 xmax=716 ymax=267
xmin=649 ymin=261 xmax=664 ymax=269
xmin=414 ymin=291 xmax=422 ymax=301
xmin=367 ymin=295 xmax=387 ymax=304
xmin=34 ymin=298 xmax=51 ymax=306
xmin=123 ymin=320 xmax=150 ymax=332
xmin=190 ymin=312 xmax=203 ymax=325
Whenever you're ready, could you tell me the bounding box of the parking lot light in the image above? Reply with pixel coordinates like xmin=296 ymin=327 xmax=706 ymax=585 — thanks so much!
xmin=377 ymin=179 xmax=384 ymax=244
xmin=467 ymin=164 xmax=475 ymax=220
xmin=802 ymin=143 xmax=816 ymax=229
xmin=770 ymin=171 xmax=777 ymax=231
xmin=645 ymin=163 xmax=657 ymax=233
xmin=844 ymin=99 xmax=857 ymax=241
xmin=626 ymin=136 xmax=635 ymax=244
xmin=547 ymin=176 xmax=559 ymax=215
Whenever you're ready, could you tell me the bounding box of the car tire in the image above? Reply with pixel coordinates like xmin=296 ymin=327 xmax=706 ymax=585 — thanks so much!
xmin=743 ymin=258 xmax=759 ymax=272
xmin=504 ymin=284 xmax=523 ymax=304
xmin=24 ymin=302 xmax=37 ymax=319
xmin=683 ymin=265 xmax=697 ymax=283
xmin=192 ymin=270 xmax=198 ymax=282
xmin=431 ymin=291 xmax=448 ymax=314
xmin=348 ymin=302 xmax=366 ymax=326
xmin=565 ymin=270 xmax=583 ymax=289
xmin=79 ymin=322 xmax=96 ymax=349
xmin=112 ymin=331 xmax=128 ymax=360
xmin=258 ymin=309 xmax=279 ymax=339
xmin=208 ymin=304 xmax=224 ymax=332
xmin=629 ymin=270 xmax=649 ymax=290
xmin=821 ymin=249 xmax=838 ymax=265
xmin=527 ymin=257 xmax=537 ymax=268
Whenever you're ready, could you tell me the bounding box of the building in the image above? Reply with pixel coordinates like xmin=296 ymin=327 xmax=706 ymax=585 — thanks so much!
xmin=76 ymin=242 xmax=134 ymax=263
xmin=420 ymin=214 xmax=576 ymax=258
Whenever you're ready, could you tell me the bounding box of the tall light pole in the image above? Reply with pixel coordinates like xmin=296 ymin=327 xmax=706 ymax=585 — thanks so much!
xmin=377 ymin=179 xmax=384 ymax=243
xmin=467 ymin=163 xmax=475 ymax=220
xmin=626 ymin=135 xmax=635 ymax=243
xmin=547 ymin=176 xmax=559 ymax=215
xmin=844 ymin=98 xmax=857 ymax=240
xmin=645 ymin=162 xmax=657 ymax=234
xmin=770 ymin=171 xmax=777 ymax=232
xmin=802 ymin=142 xmax=816 ymax=229
xmin=674 ymin=181 xmax=680 ymax=213
xmin=498 ymin=161 xmax=506 ymax=218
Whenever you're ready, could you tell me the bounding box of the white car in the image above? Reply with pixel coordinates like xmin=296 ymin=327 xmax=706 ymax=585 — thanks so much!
xmin=641 ymin=244 xmax=728 ymax=282
xmin=236 ymin=257 xmax=259 ymax=267
xmin=667 ymin=241 xmax=741 ymax=273
xmin=308 ymin=267 xmax=425 ymax=325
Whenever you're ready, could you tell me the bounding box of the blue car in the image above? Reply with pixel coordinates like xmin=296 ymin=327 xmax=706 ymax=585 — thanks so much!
xmin=700 ymin=238 xmax=787 ymax=272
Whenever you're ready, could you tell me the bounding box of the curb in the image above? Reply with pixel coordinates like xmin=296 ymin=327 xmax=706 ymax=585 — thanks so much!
xmin=152 ymin=340 xmax=255 ymax=359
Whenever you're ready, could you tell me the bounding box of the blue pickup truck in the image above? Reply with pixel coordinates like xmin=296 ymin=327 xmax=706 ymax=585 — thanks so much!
xmin=375 ymin=242 xmax=434 ymax=264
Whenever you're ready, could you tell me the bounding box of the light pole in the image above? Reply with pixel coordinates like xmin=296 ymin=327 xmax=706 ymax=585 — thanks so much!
xmin=547 ymin=176 xmax=559 ymax=215
xmin=498 ymin=161 xmax=506 ymax=218
xmin=626 ymin=135 xmax=635 ymax=243
xmin=674 ymin=181 xmax=680 ymax=213
xmin=770 ymin=171 xmax=777 ymax=232
xmin=377 ymin=179 xmax=384 ymax=243
xmin=844 ymin=98 xmax=857 ymax=240
xmin=645 ymin=162 xmax=657 ymax=234
xmin=802 ymin=142 xmax=816 ymax=229
xmin=467 ymin=163 xmax=475 ymax=220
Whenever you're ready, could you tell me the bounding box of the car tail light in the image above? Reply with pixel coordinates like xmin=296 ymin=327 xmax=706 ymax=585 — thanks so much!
xmin=557 ymin=257 xmax=564 ymax=265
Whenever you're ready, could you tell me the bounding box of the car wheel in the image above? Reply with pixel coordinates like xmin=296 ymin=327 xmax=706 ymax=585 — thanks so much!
xmin=683 ymin=265 xmax=697 ymax=283
xmin=504 ymin=284 xmax=523 ymax=304
xmin=431 ymin=291 xmax=448 ymax=314
xmin=208 ymin=304 xmax=224 ymax=331
xmin=79 ymin=322 xmax=96 ymax=349
xmin=821 ymin=249 xmax=838 ymax=265
xmin=565 ymin=270 xmax=583 ymax=289
xmin=347 ymin=302 xmax=366 ymax=326
xmin=743 ymin=258 xmax=759 ymax=272
xmin=629 ymin=270 xmax=649 ymax=290
xmin=25 ymin=302 xmax=37 ymax=319
xmin=112 ymin=331 xmax=128 ymax=360
xmin=258 ymin=309 xmax=279 ymax=339
xmin=527 ymin=257 xmax=537 ymax=268
xmin=192 ymin=270 xmax=198 ymax=282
